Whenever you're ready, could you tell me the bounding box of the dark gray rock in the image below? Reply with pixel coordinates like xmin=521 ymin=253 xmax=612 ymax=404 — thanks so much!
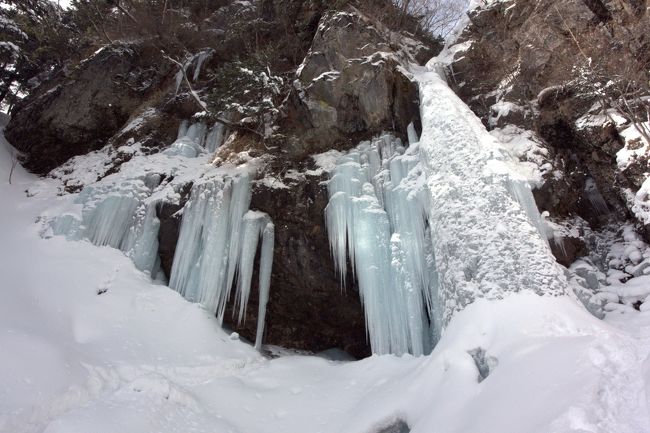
xmin=5 ymin=42 xmax=171 ymax=174
xmin=468 ymin=347 xmax=498 ymax=383
xmin=227 ymin=172 xmax=370 ymax=358
xmin=549 ymin=234 xmax=589 ymax=267
xmin=280 ymin=10 xmax=421 ymax=158
xmin=448 ymin=0 xmax=649 ymax=242
xmin=376 ymin=419 xmax=410 ymax=433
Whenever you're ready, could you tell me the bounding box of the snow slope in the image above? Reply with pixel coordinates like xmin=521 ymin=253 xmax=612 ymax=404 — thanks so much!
xmin=2 ymin=101 xmax=650 ymax=433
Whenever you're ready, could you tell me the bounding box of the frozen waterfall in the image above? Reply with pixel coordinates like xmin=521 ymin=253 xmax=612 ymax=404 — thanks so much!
xmin=417 ymin=68 xmax=567 ymax=320
xmin=51 ymin=173 xmax=165 ymax=278
xmin=167 ymin=174 xmax=275 ymax=350
xmin=325 ymin=133 xmax=438 ymax=356
xmin=50 ymin=118 xmax=273 ymax=350
xmin=167 ymin=119 xmax=227 ymax=157
xmin=324 ymin=68 xmax=568 ymax=356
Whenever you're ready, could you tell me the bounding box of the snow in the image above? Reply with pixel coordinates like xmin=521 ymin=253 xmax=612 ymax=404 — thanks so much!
xmin=120 ymin=108 xmax=157 ymax=135
xmin=574 ymin=107 xmax=649 ymax=172
xmin=628 ymin=177 xmax=650 ymax=226
xmin=489 ymin=124 xmax=551 ymax=187
xmin=311 ymin=149 xmax=343 ymax=173
xmin=2 ymin=151 xmax=650 ymax=433
xmin=487 ymin=100 xmax=523 ymax=127
xmin=2 ymin=51 xmax=650 ymax=433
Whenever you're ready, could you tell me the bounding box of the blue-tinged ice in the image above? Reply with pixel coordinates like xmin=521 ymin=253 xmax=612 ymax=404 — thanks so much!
xmin=407 ymin=122 xmax=419 ymax=146
xmin=51 ymin=173 xmax=164 ymax=277
xmin=325 ymin=70 xmax=567 ymax=356
xmin=166 ymin=121 xmax=227 ymax=157
xmin=205 ymin=122 xmax=227 ymax=152
xmin=325 ymin=134 xmax=437 ymax=355
xmin=168 ymin=174 xmax=274 ymax=349
xmin=255 ymin=220 xmax=274 ymax=351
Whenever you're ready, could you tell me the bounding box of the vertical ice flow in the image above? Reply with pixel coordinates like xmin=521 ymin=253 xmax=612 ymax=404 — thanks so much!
xmin=416 ymin=67 xmax=567 ymax=324
xmin=166 ymin=120 xmax=227 ymax=157
xmin=325 ymin=134 xmax=435 ymax=356
xmin=325 ymin=69 xmax=568 ymax=355
xmin=168 ymin=174 xmax=274 ymax=350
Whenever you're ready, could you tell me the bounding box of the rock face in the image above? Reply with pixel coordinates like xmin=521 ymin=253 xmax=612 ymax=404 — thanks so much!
xmin=5 ymin=43 xmax=171 ymax=174
xmin=281 ymin=9 xmax=423 ymax=157
xmin=244 ymin=174 xmax=369 ymax=358
xmin=446 ymin=0 xmax=650 ymax=252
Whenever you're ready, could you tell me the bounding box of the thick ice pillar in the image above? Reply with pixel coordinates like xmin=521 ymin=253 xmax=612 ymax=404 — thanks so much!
xmin=416 ymin=69 xmax=567 ymax=325
xmin=168 ymin=175 xmax=274 ymax=350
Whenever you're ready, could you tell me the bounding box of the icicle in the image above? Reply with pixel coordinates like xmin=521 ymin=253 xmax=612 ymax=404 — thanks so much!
xmin=325 ymin=133 xmax=439 ymax=355
xmin=174 ymin=68 xmax=185 ymax=95
xmin=205 ymin=122 xmax=227 ymax=152
xmin=177 ymin=120 xmax=189 ymax=139
xmin=186 ymin=122 xmax=208 ymax=148
xmin=505 ymin=177 xmax=548 ymax=242
xmin=235 ymin=211 xmax=267 ymax=324
xmin=255 ymin=221 xmax=275 ymax=351
xmin=222 ymin=174 xmax=253 ymax=320
xmin=167 ymin=173 xmax=274 ymax=351
xmin=169 ymin=179 xmax=232 ymax=303
xmin=192 ymin=51 xmax=211 ymax=82
xmin=407 ymin=122 xmax=419 ymax=146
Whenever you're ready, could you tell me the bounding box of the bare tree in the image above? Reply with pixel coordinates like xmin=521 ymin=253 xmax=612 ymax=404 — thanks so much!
xmin=403 ymin=0 xmax=468 ymax=37
xmin=549 ymin=4 xmax=650 ymax=144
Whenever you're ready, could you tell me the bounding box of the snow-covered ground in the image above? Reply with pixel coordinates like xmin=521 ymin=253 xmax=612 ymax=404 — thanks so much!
xmin=2 ymin=83 xmax=650 ymax=432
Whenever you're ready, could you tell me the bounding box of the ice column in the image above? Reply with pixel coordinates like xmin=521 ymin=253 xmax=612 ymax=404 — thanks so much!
xmin=325 ymin=134 xmax=436 ymax=356
xmin=416 ymin=69 xmax=567 ymax=325
xmin=168 ymin=174 xmax=274 ymax=349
